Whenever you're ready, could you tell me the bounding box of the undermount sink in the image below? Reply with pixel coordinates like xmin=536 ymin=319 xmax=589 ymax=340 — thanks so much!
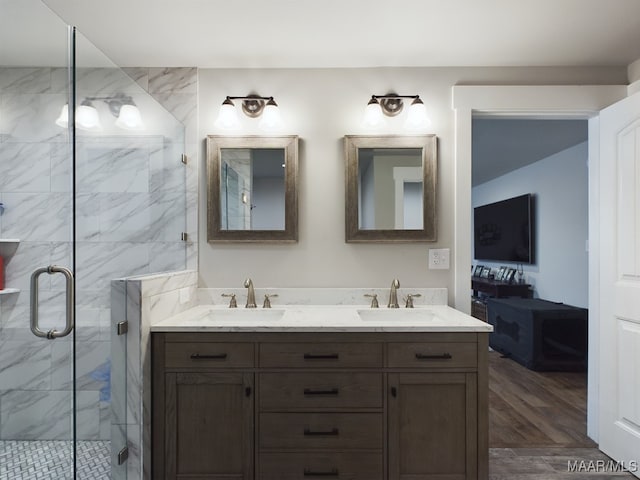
xmin=206 ymin=308 xmax=285 ymax=322
xmin=357 ymin=308 xmax=438 ymax=322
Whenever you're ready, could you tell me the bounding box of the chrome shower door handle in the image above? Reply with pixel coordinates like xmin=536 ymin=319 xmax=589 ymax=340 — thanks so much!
xmin=30 ymin=265 xmax=75 ymax=339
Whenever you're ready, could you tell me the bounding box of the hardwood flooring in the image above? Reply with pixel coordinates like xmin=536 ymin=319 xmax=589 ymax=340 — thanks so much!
xmin=488 ymin=352 xmax=637 ymax=478
xmin=490 ymin=448 xmax=637 ymax=479
xmin=488 ymin=351 xmax=594 ymax=448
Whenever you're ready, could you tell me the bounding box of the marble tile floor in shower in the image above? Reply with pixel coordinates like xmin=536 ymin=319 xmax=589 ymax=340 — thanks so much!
xmin=0 ymin=440 xmax=109 ymax=479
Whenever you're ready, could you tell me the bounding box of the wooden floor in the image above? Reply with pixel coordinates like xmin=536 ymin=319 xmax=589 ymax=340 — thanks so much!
xmin=490 ymin=448 xmax=637 ymax=479
xmin=488 ymin=351 xmax=595 ymax=448
xmin=487 ymin=352 xmax=637 ymax=478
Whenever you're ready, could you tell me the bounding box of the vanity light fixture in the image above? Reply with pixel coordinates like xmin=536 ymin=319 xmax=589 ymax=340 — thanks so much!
xmin=55 ymin=94 xmax=144 ymax=131
xmin=56 ymin=100 xmax=102 ymax=131
xmin=363 ymin=94 xmax=431 ymax=130
xmin=214 ymin=95 xmax=283 ymax=132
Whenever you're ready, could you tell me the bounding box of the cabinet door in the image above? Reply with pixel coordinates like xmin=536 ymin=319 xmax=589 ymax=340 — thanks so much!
xmin=165 ymin=372 xmax=254 ymax=480
xmin=388 ymin=373 xmax=477 ymax=480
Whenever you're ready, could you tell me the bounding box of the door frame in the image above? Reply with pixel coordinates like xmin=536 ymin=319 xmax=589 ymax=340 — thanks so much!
xmin=452 ymin=84 xmax=627 ymax=440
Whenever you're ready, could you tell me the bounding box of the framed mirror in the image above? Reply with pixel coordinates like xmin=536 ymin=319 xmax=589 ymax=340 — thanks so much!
xmin=345 ymin=135 xmax=437 ymax=242
xmin=206 ymin=135 xmax=299 ymax=242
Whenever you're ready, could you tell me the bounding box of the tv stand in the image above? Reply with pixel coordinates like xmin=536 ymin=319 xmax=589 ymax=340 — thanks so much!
xmin=471 ymin=277 xmax=532 ymax=322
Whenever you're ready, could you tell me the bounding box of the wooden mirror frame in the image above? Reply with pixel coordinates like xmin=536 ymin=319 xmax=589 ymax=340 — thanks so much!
xmin=206 ymin=135 xmax=299 ymax=243
xmin=345 ymin=134 xmax=437 ymax=243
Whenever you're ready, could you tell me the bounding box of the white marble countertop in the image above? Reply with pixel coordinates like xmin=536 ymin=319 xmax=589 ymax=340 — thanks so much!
xmin=151 ymin=304 xmax=493 ymax=333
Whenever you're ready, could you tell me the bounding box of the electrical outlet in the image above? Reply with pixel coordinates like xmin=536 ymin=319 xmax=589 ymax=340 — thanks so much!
xmin=429 ymin=248 xmax=450 ymax=270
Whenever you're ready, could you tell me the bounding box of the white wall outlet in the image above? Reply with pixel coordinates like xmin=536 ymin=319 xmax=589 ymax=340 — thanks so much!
xmin=429 ymin=248 xmax=450 ymax=270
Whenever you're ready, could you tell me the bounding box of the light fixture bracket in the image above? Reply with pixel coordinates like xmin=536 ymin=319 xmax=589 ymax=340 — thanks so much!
xmin=84 ymin=93 xmax=136 ymax=117
xmin=372 ymin=94 xmax=420 ymax=117
xmin=241 ymin=96 xmax=266 ymax=118
xmin=226 ymin=95 xmax=275 ymax=118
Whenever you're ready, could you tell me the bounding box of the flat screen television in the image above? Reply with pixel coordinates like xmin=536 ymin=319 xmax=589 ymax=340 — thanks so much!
xmin=473 ymin=194 xmax=535 ymax=264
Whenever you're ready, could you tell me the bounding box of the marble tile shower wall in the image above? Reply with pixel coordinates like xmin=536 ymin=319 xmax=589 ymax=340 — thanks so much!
xmin=0 ymin=66 xmax=198 ymax=442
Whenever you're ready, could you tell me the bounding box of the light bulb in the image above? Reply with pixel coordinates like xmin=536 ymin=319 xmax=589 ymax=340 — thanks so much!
xmin=115 ymin=104 xmax=144 ymax=130
xmin=404 ymin=97 xmax=431 ymax=130
xmin=259 ymin=99 xmax=283 ymax=131
xmin=214 ymin=99 xmax=240 ymax=130
xmin=76 ymin=103 xmax=101 ymax=130
xmin=362 ymin=98 xmax=386 ymax=128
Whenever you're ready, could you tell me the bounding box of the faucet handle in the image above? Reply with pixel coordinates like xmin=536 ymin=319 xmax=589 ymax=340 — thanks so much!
xmin=404 ymin=293 xmax=422 ymax=308
xmin=263 ymin=294 xmax=278 ymax=308
xmin=364 ymin=293 xmax=379 ymax=308
xmin=221 ymin=293 xmax=237 ymax=308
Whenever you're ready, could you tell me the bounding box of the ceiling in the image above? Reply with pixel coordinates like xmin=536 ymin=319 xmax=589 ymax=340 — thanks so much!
xmin=472 ymin=118 xmax=588 ymax=186
xmin=3 ymin=0 xmax=640 ymax=68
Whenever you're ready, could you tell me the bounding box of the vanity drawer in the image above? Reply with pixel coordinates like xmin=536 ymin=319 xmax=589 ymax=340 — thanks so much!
xmin=259 ymin=413 xmax=382 ymax=450
xmin=259 ymin=342 xmax=382 ymax=368
xmin=164 ymin=342 xmax=254 ymax=368
xmin=387 ymin=342 xmax=477 ymax=368
xmin=260 ymin=373 xmax=382 ymax=410
xmin=259 ymin=452 xmax=383 ymax=480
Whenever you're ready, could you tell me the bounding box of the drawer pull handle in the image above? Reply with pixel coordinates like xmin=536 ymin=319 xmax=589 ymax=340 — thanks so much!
xmin=303 ymin=427 xmax=339 ymax=436
xmin=304 ymin=388 xmax=339 ymax=396
xmin=303 ymin=353 xmax=339 ymax=360
xmin=304 ymin=468 xmax=339 ymax=477
xmin=190 ymin=353 xmax=228 ymax=360
xmin=415 ymin=353 xmax=452 ymax=360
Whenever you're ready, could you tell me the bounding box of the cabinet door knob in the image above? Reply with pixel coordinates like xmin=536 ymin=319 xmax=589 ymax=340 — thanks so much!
xmin=391 ymin=386 xmax=397 ymax=398
xmin=245 ymin=386 xmax=252 ymax=397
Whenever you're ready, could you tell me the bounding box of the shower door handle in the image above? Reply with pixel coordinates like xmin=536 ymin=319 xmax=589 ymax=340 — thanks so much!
xmin=30 ymin=265 xmax=75 ymax=339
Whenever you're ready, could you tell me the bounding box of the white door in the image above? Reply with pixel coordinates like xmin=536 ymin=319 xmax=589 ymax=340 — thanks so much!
xmin=599 ymin=91 xmax=640 ymax=478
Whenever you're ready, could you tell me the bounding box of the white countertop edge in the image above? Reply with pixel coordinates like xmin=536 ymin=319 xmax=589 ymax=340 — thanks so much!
xmin=151 ymin=325 xmax=493 ymax=332
xmin=150 ymin=304 xmax=493 ymax=333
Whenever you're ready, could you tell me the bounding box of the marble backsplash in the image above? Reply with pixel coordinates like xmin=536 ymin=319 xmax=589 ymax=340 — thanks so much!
xmin=197 ymin=286 xmax=448 ymax=308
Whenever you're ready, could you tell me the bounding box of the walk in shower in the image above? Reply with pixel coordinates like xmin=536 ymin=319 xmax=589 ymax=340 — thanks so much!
xmin=0 ymin=1 xmax=187 ymax=478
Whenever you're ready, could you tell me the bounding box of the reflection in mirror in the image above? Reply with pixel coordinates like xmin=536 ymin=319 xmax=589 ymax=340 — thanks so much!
xmin=207 ymin=135 xmax=298 ymax=242
xmin=345 ymin=135 xmax=437 ymax=243
xmin=220 ymin=148 xmax=286 ymax=230
xmin=358 ymin=148 xmax=423 ymax=230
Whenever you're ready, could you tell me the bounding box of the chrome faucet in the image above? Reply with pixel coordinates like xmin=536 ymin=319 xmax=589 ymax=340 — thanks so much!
xmin=388 ymin=279 xmax=400 ymax=308
xmin=244 ymin=278 xmax=257 ymax=308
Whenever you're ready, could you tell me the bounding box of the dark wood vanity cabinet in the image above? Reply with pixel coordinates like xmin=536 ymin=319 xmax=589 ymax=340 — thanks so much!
xmin=388 ymin=373 xmax=477 ymax=480
xmin=152 ymin=336 xmax=255 ymax=480
xmin=152 ymin=332 xmax=488 ymax=480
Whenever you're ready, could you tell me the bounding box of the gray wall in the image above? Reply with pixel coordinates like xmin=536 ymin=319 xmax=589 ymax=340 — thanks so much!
xmin=198 ymin=66 xmax=624 ymax=300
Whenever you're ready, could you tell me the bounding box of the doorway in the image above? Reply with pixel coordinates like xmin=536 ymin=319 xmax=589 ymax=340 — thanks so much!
xmin=471 ymin=116 xmax=590 ymax=448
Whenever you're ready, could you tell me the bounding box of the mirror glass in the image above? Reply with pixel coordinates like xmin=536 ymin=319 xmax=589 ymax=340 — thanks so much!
xmin=345 ymin=135 xmax=437 ymax=242
xmin=358 ymin=148 xmax=423 ymax=230
xmin=207 ymin=136 xmax=298 ymax=242
xmin=220 ymin=148 xmax=286 ymax=230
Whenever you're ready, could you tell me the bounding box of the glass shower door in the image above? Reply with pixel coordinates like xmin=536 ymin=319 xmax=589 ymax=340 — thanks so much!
xmin=0 ymin=1 xmax=77 ymax=478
